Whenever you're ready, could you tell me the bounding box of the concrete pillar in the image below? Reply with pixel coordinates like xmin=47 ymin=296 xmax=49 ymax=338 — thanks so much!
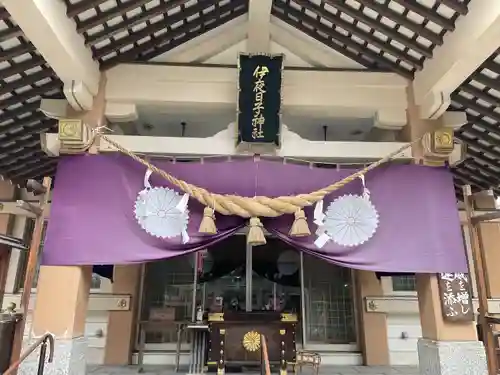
xmin=416 ymin=274 xmax=485 ymax=374
xmin=19 ymin=265 xmax=92 ymax=375
xmin=104 ymin=264 xmax=142 ymax=365
xmin=405 ymin=85 xmax=487 ymax=375
xmin=356 ymin=270 xmax=390 ymax=365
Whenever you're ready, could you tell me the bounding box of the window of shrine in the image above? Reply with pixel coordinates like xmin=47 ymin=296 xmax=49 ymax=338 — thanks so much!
xmin=391 ymin=275 xmax=417 ymax=292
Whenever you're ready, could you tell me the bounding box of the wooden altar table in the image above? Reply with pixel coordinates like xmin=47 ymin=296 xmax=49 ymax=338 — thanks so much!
xmin=207 ymin=312 xmax=297 ymax=375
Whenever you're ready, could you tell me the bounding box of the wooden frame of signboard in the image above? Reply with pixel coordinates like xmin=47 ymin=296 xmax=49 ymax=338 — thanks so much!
xmin=462 ymin=185 xmax=500 ymax=375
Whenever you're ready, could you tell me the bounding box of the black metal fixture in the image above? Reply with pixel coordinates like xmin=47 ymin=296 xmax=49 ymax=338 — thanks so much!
xmin=181 ymin=121 xmax=187 ymax=137
xmin=0 ymin=234 xmax=27 ymax=251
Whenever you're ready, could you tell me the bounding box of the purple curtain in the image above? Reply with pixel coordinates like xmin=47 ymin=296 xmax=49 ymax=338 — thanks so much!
xmin=43 ymin=154 xmax=467 ymax=273
xmin=44 ymin=154 xmax=245 ymax=265
xmin=265 ymin=162 xmax=464 ymax=273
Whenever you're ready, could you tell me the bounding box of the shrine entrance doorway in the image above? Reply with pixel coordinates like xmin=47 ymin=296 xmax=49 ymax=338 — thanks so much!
xmin=138 ymin=235 xmax=360 ymax=366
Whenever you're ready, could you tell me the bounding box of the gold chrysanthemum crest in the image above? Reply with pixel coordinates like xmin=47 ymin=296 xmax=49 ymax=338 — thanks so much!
xmin=242 ymin=331 xmax=261 ymax=352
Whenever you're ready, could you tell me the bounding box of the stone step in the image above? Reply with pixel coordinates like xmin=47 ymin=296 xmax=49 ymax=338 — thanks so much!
xmin=86 ymin=365 xmax=419 ymax=375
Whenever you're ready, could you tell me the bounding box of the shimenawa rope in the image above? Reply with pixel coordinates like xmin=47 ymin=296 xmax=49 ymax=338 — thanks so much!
xmin=93 ymin=131 xmax=420 ymax=218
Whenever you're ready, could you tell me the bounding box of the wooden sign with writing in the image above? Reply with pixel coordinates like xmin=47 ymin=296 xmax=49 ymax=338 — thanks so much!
xmin=236 ymin=53 xmax=284 ymax=153
xmin=437 ymin=272 xmax=474 ymax=321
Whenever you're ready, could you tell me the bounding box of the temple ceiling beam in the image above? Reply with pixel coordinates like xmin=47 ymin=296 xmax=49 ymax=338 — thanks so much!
xmin=412 ymin=0 xmax=500 ymax=119
xmin=104 ymin=64 xmax=409 ymax=130
xmin=247 ymin=0 xmax=272 ymax=53
xmin=42 ymin=127 xmax=414 ymax=161
xmin=40 ymin=120 xmax=464 ymax=167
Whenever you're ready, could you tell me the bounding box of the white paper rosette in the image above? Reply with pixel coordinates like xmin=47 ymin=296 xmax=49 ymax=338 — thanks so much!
xmin=134 ymin=187 xmax=189 ymax=240
xmin=319 ymin=194 xmax=379 ymax=247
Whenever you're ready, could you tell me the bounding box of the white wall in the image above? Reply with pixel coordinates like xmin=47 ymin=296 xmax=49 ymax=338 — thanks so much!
xmin=381 ymin=224 xmax=476 ymax=366
xmin=387 ymin=314 xmax=421 ymax=365
xmin=380 ymin=276 xmax=421 ymax=366
xmin=19 ymin=310 xmax=109 ymax=364
xmin=84 ymin=312 xmax=109 ymax=364
xmin=3 ymin=213 xmax=113 ymax=365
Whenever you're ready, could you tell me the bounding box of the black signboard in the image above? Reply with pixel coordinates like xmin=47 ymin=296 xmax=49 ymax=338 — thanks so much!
xmin=237 ymin=53 xmax=284 ymax=151
xmin=437 ymin=272 xmax=474 ymax=322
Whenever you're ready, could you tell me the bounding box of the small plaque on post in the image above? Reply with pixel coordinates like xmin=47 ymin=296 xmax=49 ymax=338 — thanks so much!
xmin=431 ymin=128 xmax=454 ymax=153
xmin=58 ymin=119 xmax=84 ymax=142
xmin=236 ymin=53 xmax=284 ymax=154
xmin=437 ymin=272 xmax=474 ymax=322
xmin=57 ymin=118 xmax=92 ymax=154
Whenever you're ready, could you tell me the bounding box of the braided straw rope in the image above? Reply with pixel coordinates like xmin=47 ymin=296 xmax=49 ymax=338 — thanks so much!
xmin=98 ymin=133 xmax=420 ymax=218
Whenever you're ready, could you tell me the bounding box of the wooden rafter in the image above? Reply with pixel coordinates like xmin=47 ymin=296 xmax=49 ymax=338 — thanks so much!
xmin=293 ymin=0 xmax=424 ymax=69
xmin=455 ymin=169 xmax=490 ymax=190
xmin=455 ymin=139 xmax=500 ymax=168
xmin=0 ymin=7 xmax=61 ymax=185
xmin=272 ymin=0 xmax=469 ymax=80
xmin=137 ymin=2 xmax=248 ymax=62
xmin=0 ymin=81 xmax=62 ymax=112
xmin=452 ymin=79 xmax=500 ymax=198
xmin=460 ymin=84 xmax=500 ymax=108
xmin=390 ymin=0 xmax=456 ymax=30
xmin=470 ymin=71 xmax=500 ymax=92
xmin=0 ymin=56 xmax=46 ymax=81
xmin=481 ymin=53 xmax=500 ymax=74
xmin=0 ymin=3 xmax=63 ymax=179
xmin=84 ymin=0 xmax=187 ymax=47
xmin=1 ymin=157 xmax=57 ymax=176
xmin=91 ymin=0 xmax=219 ymax=61
xmin=65 ymin=0 xmax=109 ymax=18
xmin=0 ymin=102 xmax=40 ymax=125
xmin=270 ymin=8 xmax=379 ymax=70
xmin=0 ymin=69 xmax=54 ymax=97
xmin=75 ymin=0 xmax=155 ymax=34
xmin=456 ymin=125 xmax=500 ymax=149
xmin=454 ymin=108 xmax=500 ymax=137
xmin=465 ymin=160 xmax=500 ymax=184
xmin=0 ymin=43 xmax=36 ymax=61
xmin=440 ymin=0 xmax=469 ymax=15
xmin=10 ymin=164 xmax=57 ymax=183
xmin=272 ymin=1 xmax=414 ymax=77
xmin=64 ymin=0 xmax=251 ymax=68
xmin=353 ymin=0 xmax=443 ymax=46
xmin=101 ymin=0 xmax=247 ymax=68
xmin=453 ymin=96 xmax=500 ymax=125
xmin=0 ymin=25 xmax=22 ymax=42
xmin=0 ymin=115 xmax=55 ymax=139
xmin=0 ymin=7 xmax=9 ymax=20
